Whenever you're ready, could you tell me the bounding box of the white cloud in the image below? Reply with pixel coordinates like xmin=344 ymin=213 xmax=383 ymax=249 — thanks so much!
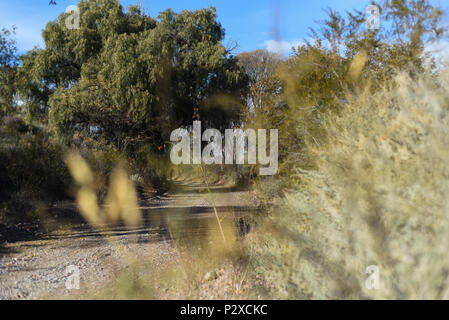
xmin=263 ymin=39 xmax=304 ymax=55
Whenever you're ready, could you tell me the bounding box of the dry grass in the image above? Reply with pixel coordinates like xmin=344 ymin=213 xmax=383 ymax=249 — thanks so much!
xmin=251 ymin=66 xmax=449 ymax=299
xmin=63 ymin=154 xmax=253 ymax=299
xmin=63 ymin=63 xmax=449 ymax=300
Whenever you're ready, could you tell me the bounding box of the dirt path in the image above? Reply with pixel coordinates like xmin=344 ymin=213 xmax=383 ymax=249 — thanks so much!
xmin=0 ymin=182 xmax=258 ymax=299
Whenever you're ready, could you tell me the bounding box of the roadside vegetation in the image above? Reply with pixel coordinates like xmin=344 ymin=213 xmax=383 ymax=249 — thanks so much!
xmin=1 ymin=0 xmax=449 ymax=299
xmin=0 ymin=1 xmax=247 ymax=239
xmin=247 ymin=0 xmax=449 ymax=299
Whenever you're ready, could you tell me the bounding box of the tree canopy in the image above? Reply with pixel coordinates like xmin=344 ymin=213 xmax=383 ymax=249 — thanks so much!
xmin=18 ymin=1 xmax=247 ymax=158
xmin=0 ymin=27 xmax=18 ymax=117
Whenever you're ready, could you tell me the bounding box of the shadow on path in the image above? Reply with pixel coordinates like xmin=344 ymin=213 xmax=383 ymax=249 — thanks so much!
xmin=2 ymin=180 xmax=259 ymax=249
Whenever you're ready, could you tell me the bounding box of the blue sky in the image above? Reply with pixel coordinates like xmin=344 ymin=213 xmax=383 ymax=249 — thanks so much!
xmin=0 ymin=0 xmax=447 ymax=56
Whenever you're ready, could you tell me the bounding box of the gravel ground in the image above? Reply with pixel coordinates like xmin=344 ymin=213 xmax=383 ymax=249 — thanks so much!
xmin=0 ymin=182 xmax=257 ymax=299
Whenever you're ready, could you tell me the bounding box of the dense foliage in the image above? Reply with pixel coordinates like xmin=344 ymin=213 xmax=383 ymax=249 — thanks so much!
xmin=2 ymin=0 xmax=449 ymax=300
xmin=238 ymin=0 xmax=447 ymax=196
xmin=20 ymin=1 xmax=246 ymax=157
xmin=248 ymin=0 xmax=449 ymax=299
xmin=0 ymin=0 xmax=247 ymax=229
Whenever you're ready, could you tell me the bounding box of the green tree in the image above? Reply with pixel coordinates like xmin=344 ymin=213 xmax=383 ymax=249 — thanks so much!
xmin=249 ymin=0 xmax=447 ymax=192
xmin=18 ymin=1 xmax=246 ymax=161
xmin=283 ymin=0 xmax=446 ymax=153
xmin=237 ymin=49 xmax=282 ymax=111
xmin=0 ymin=27 xmax=71 ymax=228
xmin=0 ymin=27 xmax=18 ymax=117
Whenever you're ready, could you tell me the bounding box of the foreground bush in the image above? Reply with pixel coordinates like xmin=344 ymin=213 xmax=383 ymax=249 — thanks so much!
xmin=251 ymin=66 xmax=449 ymax=299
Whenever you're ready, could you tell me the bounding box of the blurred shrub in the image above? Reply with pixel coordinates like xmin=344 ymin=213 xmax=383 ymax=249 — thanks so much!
xmin=251 ymin=66 xmax=449 ymax=299
xmin=0 ymin=118 xmax=71 ymax=225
